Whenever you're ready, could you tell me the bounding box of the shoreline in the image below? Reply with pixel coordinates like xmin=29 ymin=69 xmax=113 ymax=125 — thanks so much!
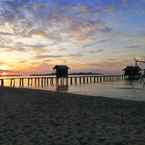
xmin=1 ymin=85 xmax=145 ymax=100
xmin=1 ymin=86 xmax=145 ymax=103
xmin=1 ymin=87 xmax=145 ymax=145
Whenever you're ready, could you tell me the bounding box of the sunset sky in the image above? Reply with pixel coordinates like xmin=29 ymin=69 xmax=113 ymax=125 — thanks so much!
xmin=0 ymin=0 xmax=145 ymax=74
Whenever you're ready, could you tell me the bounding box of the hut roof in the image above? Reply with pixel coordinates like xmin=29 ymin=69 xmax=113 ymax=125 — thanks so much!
xmin=53 ymin=65 xmax=69 ymax=70
xmin=123 ymin=66 xmax=141 ymax=71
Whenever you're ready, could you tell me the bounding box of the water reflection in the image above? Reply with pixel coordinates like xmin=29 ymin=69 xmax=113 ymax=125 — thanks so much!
xmin=1 ymin=76 xmax=145 ymax=101
xmin=56 ymin=84 xmax=68 ymax=92
xmin=67 ymin=80 xmax=145 ymax=101
xmin=124 ymin=79 xmax=145 ymax=89
xmin=124 ymin=80 xmax=139 ymax=89
xmin=56 ymin=78 xmax=68 ymax=91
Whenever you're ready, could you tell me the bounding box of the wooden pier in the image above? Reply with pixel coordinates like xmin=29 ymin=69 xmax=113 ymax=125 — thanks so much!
xmin=0 ymin=75 xmax=126 ymax=88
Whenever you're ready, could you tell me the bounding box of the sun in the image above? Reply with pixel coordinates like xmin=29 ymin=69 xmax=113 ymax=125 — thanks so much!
xmin=1 ymin=72 xmax=7 ymax=76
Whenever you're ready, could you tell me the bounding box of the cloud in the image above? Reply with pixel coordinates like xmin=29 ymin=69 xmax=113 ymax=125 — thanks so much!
xmin=88 ymin=49 xmax=104 ymax=54
xmin=127 ymin=45 xmax=144 ymax=49
xmin=122 ymin=0 xmax=129 ymax=5
xmin=34 ymin=53 xmax=83 ymax=60
xmin=31 ymin=62 xmax=53 ymax=73
xmin=35 ymin=54 xmax=65 ymax=59
xmin=88 ymin=58 xmax=130 ymax=68
xmin=0 ymin=0 xmax=144 ymax=72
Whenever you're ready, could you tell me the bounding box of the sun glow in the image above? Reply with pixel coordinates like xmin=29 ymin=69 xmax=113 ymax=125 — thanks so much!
xmin=1 ymin=72 xmax=7 ymax=76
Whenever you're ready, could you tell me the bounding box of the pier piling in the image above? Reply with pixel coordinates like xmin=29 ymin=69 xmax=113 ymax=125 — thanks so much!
xmin=0 ymin=75 xmax=125 ymax=88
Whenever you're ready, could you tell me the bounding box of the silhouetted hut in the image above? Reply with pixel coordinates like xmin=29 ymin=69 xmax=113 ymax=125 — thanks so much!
xmin=123 ymin=66 xmax=141 ymax=80
xmin=53 ymin=65 xmax=69 ymax=78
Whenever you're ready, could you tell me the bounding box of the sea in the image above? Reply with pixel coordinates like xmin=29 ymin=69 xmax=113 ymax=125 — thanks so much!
xmin=1 ymin=76 xmax=145 ymax=101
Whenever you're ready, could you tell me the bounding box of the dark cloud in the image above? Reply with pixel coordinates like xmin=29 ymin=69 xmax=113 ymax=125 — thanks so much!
xmin=24 ymin=44 xmax=48 ymax=49
xmin=9 ymin=47 xmax=27 ymax=52
xmin=88 ymin=49 xmax=104 ymax=54
xmin=0 ymin=32 xmax=14 ymax=36
xmin=35 ymin=53 xmax=83 ymax=60
xmin=35 ymin=54 xmax=64 ymax=59
xmin=101 ymin=27 xmax=112 ymax=33
xmin=127 ymin=45 xmax=143 ymax=49
xmin=98 ymin=39 xmax=109 ymax=43
xmin=83 ymin=39 xmax=109 ymax=48
xmin=0 ymin=44 xmax=28 ymax=52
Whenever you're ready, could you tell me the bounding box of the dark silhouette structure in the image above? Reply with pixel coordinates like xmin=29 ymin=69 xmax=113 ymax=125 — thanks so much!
xmin=135 ymin=59 xmax=145 ymax=77
xmin=123 ymin=66 xmax=141 ymax=80
xmin=53 ymin=65 xmax=69 ymax=78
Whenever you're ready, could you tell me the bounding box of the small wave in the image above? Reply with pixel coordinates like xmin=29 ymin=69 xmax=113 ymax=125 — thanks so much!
xmin=114 ymin=87 xmax=144 ymax=90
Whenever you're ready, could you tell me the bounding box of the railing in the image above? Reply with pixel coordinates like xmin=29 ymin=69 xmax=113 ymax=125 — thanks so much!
xmin=0 ymin=75 xmax=126 ymax=88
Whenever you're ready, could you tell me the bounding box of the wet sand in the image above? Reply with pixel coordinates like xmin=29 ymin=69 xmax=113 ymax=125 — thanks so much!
xmin=0 ymin=87 xmax=145 ymax=145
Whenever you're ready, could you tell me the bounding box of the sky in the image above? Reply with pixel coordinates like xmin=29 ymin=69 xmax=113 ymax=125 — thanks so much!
xmin=0 ymin=0 xmax=145 ymax=74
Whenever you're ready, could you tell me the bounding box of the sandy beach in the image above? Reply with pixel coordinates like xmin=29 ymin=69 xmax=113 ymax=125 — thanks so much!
xmin=0 ymin=87 xmax=145 ymax=145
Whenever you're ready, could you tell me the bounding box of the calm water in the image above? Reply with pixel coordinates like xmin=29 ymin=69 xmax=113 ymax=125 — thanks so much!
xmin=68 ymin=81 xmax=145 ymax=101
xmin=1 ymin=76 xmax=145 ymax=101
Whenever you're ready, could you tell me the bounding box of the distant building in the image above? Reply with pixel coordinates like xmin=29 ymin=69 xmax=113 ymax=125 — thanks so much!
xmin=53 ymin=65 xmax=69 ymax=78
xmin=123 ymin=66 xmax=141 ymax=80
